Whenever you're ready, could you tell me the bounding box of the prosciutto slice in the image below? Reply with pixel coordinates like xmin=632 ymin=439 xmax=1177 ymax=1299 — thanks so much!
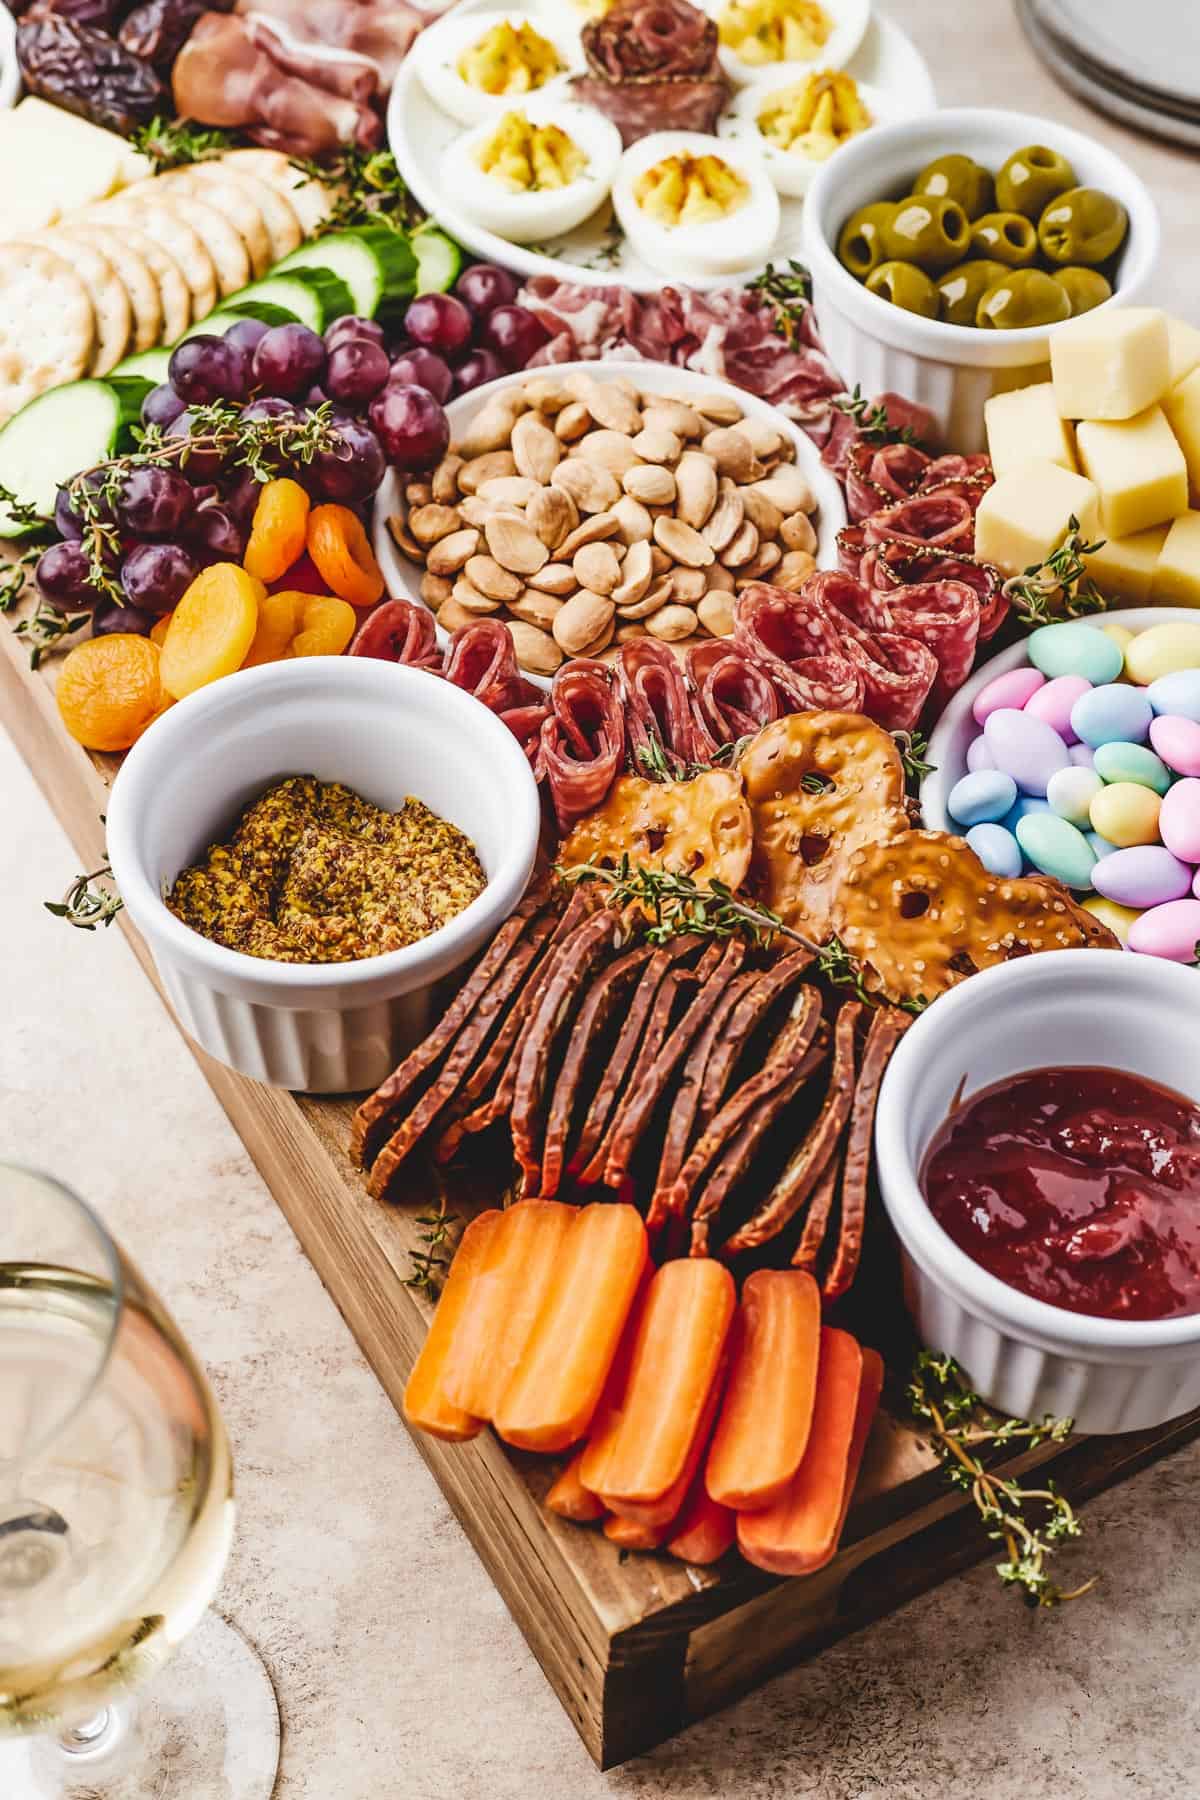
xmin=573 ymin=0 xmax=730 ymax=146
xmin=537 ymin=660 xmax=626 ymax=833
xmin=616 ymin=638 xmax=705 ymax=772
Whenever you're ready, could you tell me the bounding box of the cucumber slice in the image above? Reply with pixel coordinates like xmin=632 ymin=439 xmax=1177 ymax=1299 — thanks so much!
xmin=275 ymin=228 xmax=416 ymax=320
xmin=412 ymin=227 xmax=464 ymax=295
xmin=112 ymin=347 xmax=172 ymax=383
xmin=224 ymin=268 xmax=355 ymax=334
xmin=182 ymin=302 xmax=299 ymax=341
xmin=0 ymin=377 xmax=147 ymax=538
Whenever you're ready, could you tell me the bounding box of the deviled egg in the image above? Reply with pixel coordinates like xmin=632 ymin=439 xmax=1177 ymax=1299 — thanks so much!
xmin=442 ymin=99 xmax=623 ymax=245
xmin=723 ymin=68 xmax=888 ymax=194
xmin=612 ymin=131 xmax=780 ymax=278
xmin=412 ymin=9 xmax=579 ymax=127
xmin=703 ymin=0 xmax=870 ymax=86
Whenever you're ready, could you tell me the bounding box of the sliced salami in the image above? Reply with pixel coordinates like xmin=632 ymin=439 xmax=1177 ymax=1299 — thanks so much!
xmin=617 ymin=637 xmax=706 ymax=774
xmin=863 ymin=490 xmax=976 ymax=554
xmin=686 ymin=641 xmax=782 ymax=747
xmin=538 ymin=659 xmax=627 ymax=833
xmin=443 ymin=618 xmax=527 ymax=712
xmin=845 ymin=440 xmax=931 ymax=522
xmin=350 ymin=598 xmax=442 ymax=670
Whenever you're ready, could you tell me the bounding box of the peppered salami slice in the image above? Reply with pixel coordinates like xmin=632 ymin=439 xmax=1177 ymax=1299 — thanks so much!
xmin=863 ymin=540 xmax=1009 ymax=645
xmin=647 ymin=970 xmax=757 ymax=1231
xmin=721 ymin=1001 xmax=862 ymax=1255
xmin=863 ymin=490 xmax=976 ymax=554
xmin=837 ymin=524 xmax=867 ymax=579
xmin=350 ymin=598 xmax=443 ymax=670
xmin=845 ymin=440 xmax=932 ymax=522
xmin=538 ymin=659 xmax=626 ymax=833
xmin=917 ymin=454 xmax=993 ymax=510
xmin=690 ymin=1044 xmax=827 ymax=1258
xmin=618 ymin=638 xmax=707 ymax=774
xmin=698 ymin=951 xmax=813 ymax=1120
xmin=820 ymin=1007 xmax=911 ymax=1301
xmin=538 ymin=944 xmax=655 ymax=1198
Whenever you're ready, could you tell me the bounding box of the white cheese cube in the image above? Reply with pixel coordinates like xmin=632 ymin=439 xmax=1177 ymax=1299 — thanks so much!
xmin=1151 ymin=511 xmax=1200 ymax=606
xmin=1167 ymin=317 xmax=1200 ymax=388
xmin=984 ymin=383 xmax=1077 ymax=477
xmin=1075 ymin=405 xmax=1188 ymax=538
xmin=1164 ymin=366 xmax=1200 ymax=496
xmin=975 ymin=461 xmax=1101 ymax=578
xmin=1084 ymin=525 xmax=1168 ymax=604
xmin=1051 ymin=307 xmax=1171 ymax=421
xmin=11 ymin=96 xmax=151 ymax=187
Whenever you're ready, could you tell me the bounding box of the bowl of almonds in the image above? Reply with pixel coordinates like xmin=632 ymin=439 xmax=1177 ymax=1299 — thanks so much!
xmin=372 ymin=361 xmax=846 ymax=686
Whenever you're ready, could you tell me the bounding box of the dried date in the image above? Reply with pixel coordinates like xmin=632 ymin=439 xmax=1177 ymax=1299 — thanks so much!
xmin=17 ymin=14 xmax=166 ymax=135
xmin=30 ymin=0 xmax=121 ymax=33
xmin=118 ymin=0 xmax=209 ymax=68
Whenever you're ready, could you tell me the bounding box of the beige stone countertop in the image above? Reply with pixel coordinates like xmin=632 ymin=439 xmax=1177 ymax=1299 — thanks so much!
xmin=4 ymin=6 xmax=1200 ymax=1796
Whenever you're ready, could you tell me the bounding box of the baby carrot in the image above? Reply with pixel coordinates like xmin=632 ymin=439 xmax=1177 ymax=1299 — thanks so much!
xmin=580 ymin=1258 xmax=735 ymax=1508
xmin=493 ymin=1202 xmax=647 ymax=1453
xmin=545 ymin=1451 xmax=606 ymax=1524
xmin=604 ymin=1350 xmax=726 ymax=1527
xmin=402 ymin=1210 xmax=500 ymax=1441
xmin=829 ymin=1346 xmax=884 ymax=1552
xmin=705 ymin=1269 xmax=820 ymax=1512
xmin=603 ymin=1514 xmax=673 ymax=1552
xmin=736 ymin=1327 xmax=866 ymax=1577
xmin=442 ymin=1199 xmax=574 ymax=1423
xmin=667 ymin=1480 xmax=736 ymax=1566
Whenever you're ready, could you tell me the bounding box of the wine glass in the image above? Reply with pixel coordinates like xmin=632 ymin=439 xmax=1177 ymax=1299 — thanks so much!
xmin=0 ymin=1164 xmax=280 ymax=1798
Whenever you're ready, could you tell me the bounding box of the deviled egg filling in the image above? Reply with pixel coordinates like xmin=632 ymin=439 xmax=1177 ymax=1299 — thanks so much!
xmin=477 ymin=111 xmax=588 ymax=191
xmin=633 ymin=151 xmax=751 ymax=227
xmin=457 ymin=20 xmax=564 ymax=97
xmin=716 ymin=0 xmax=831 ymax=66
xmin=756 ymin=69 xmax=871 ymax=160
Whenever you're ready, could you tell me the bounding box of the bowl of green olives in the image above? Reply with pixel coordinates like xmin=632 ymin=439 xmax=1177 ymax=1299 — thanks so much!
xmin=801 ymin=108 xmax=1158 ymax=451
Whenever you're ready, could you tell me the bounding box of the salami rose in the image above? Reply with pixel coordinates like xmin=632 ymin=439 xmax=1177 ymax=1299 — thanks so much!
xmin=443 ymin=619 xmax=526 ymax=713
xmin=573 ymin=0 xmax=730 ymax=146
xmin=686 ymin=640 xmax=781 ymax=747
xmin=616 ymin=637 xmax=705 ymax=773
xmin=349 ymin=598 xmax=441 ymax=669
xmin=537 ymin=660 xmax=626 ymax=833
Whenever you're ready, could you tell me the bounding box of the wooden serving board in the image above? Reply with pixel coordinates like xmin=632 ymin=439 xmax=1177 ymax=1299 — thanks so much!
xmin=6 ymin=617 xmax=1200 ymax=1768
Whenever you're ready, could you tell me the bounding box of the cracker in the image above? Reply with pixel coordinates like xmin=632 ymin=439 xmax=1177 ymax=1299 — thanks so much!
xmin=161 ymin=169 xmax=273 ymax=279
xmin=91 ymin=197 xmax=217 ymax=320
xmin=103 ymin=186 xmax=248 ymax=298
xmin=0 ymin=242 xmax=93 ymax=423
xmin=28 ymin=230 xmax=130 ymax=376
xmin=111 ymin=222 xmax=192 ymax=344
xmin=219 ymin=148 xmax=334 ymax=236
xmin=177 ymin=163 xmax=302 ymax=264
xmin=63 ymin=225 xmax=162 ymax=354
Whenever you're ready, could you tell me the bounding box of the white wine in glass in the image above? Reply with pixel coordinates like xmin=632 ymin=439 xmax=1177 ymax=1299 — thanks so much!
xmin=0 ymin=1164 xmax=280 ymax=1798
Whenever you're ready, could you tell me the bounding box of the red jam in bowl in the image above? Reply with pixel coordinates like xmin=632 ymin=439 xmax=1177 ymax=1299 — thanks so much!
xmin=920 ymin=1067 xmax=1200 ymax=1321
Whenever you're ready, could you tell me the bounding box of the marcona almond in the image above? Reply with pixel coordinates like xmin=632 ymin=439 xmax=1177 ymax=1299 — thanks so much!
xmin=456 ymin=495 xmax=498 ymax=529
xmin=654 ymin=515 xmax=713 ymax=568
xmin=617 ymin=621 xmax=648 ymax=643
xmin=426 ymin=528 xmax=481 ymax=576
xmin=464 ymin=554 xmax=522 ymax=601
xmin=573 ymin=375 xmax=640 ymax=435
xmin=386 ymin=514 xmax=422 ymax=560
xmin=674 ymin=450 xmax=718 ymax=529
xmin=615 ymin=575 xmax=672 ymax=620
xmin=405 ymin=480 xmax=433 ymax=509
xmin=458 ymin=449 xmax=517 ymax=494
xmin=451 ymin=576 xmax=502 ymax=614
xmin=775 ymin=549 xmax=817 ymax=589
xmin=557 ymin=511 xmax=621 ymax=559
xmin=650 ymin=545 xmax=671 ymax=575
xmin=484 ymin=513 xmax=549 ymax=575
xmin=478 ymin=474 xmax=541 ymax=507
xmin=737 ymin=540 xmax=782 ymax=582
xmin=705 ymin=563 xmax=736 ymax=593
xmin=573 ymin=540 xmax=621 ymax=595
xmin=693 ymin=390 xmax=744 ymax=425
xmin=721 ymin=518 xmax=760 ymax=568
xmin=421 ymin=571 xmax=453 ymax=609
xmin=642 ymin=399 xmax=703 ymax=440
xmin=555 ymin=401 xmax=592 ymax=441
xmin=703 ymin=477 xmax=744 ymax=553
xmin=780 ymin=510 xmax=818 ymax=553
xmin=409 ymin=503 xmax=463 ymax=546
xmin=646 ymin=602 xmax=698 ymax=642
xmin=577 ymin=429 xmax=643 ymax=477
xmin=698 ymin=590 xmax=735 ymax=637
xmin=511 ymin=414 xmax=560 ymax=484
xmin=527 ymin=561 xmax=577 ymax=596
xmin=438 ymin=596 xmax=482 ymax=633
xmin=553 ymin=458 xmax=620 ymax=514
xmin=623 ymin=463 xmax=676 ymax=506
xmin=431 ymin=453 xmax=464 ymax=505
xmin=669 ymin=565 xmax=707 ymax=603
xmin=507 ymin=619 xmax=563 ymax=675
xmin=577 ymin=615 xmax=616 ymax=659
xmin=739 ymin=488 xmax=783 ymax=538
xmin=553 ymin=590 xmax=615 ymax=656
xmin=738 ymin=417 xmax=785 ymax=460
xmin=612 ymin=494 xmax=653 ymax=544
xmin=508 ymin=588 xmax=565 ymax=630
xmin=526 ymin=484 xmax=577 ymax=551
xmin=611 ymin=538 xmax=652 ymax=607
xmin=455 ymin=392 xmax=525 ymax=458
xmin=631 ymin=425 xmax=681 ymax=464
xmin=703 ymin=427 xmax=764 ymax=482
xmin=522 ymin=376 xmax=572 ymax=413
xmin=751 ymin=466 xmax=815 ymax=514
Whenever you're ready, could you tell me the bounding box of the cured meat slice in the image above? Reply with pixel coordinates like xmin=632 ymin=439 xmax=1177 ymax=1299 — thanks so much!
xmin=687 ymin=640 xmax=782 ymax=748
xmin=722 ymin=1002 xmax=862 ymax=1255
xmin=443 ymin=618 xmax=526 ymax=712
xmin=690 ymin=1044 xmax=826 ymax=1257
xmin=538 ymin=945 xmax=655 ymax=1198
xmin=618 ymin=638 xmax=705 ymax=773
xmin=791 ymin=1154 xmax=842 ymax=1273
xmin=572 ymin=0 xmax=730 ymax=148
xmin=862 ymin=541 xmax=1008 ymax=646
xmin=863 ymin=490 xmax=975 ymax=554
xmin=577 ymin=966 xmax=689 ymax=1186
xmin=917 ymin=453 xmax=993 ymax=507
xmin=845 ymin=440 xmax=931 ymax=522
xmin=698 ymin=952 xmax=813 ymax=1121
xmin=497 ymin=694 xmax=553 ymax=764
xmin=820 ymin=1007 xmax=910 ymax=1300
xmin=350 ymin=598 xmax=442 ymax=669
xmin=871 ymin=580 xmax=981 ymax=699
xmin=836 ymin=524 xmax=867 ymax=580
xmin=538 ymin=659 xmax=626 ymax=833
xmin=733 ymin=585 xmax=865 ymax=714
xmin=648 ymin=970 xmax=756 ymax=1231
xmin=837 ymin=629 xmax=937 ymax=731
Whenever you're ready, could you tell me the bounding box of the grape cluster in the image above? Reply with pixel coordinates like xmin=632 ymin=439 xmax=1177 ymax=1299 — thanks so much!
xmin=36 ymin=263 xmax=551 ymax=638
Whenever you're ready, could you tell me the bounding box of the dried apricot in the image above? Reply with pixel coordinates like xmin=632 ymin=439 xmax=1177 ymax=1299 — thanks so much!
xmin=160 ymin=563 xmax=262 ymax=699
xmin=150 ymin=611 xmax=173 ymax=646
xmin=307 ymin=503 xmax=384 ymax=608
xmin=57 ymin=634 xmax=165 ymax=752
xmin=244 ymin=478 xmax=310 ymax=584
xmin=242 ymin=590 xmax=303 ymax=668
xmin=289 ymin=595 xmax=357 ymax=658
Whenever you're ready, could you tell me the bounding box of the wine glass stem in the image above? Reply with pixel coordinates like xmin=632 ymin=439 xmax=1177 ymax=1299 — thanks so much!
xmin=59 ymin=1707 xmax=122 ymax=1758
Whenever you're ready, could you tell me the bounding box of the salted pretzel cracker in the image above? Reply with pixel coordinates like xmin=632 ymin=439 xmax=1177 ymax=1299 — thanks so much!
xmin=559 ymin=768 xmax=753 ymax=892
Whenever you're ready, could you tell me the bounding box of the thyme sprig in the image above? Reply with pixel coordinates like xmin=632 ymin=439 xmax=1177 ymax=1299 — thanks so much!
xmin=16 ymin=597 xmax=92 ymax=669
xmin=1004 ymin=516 xmax=1109 ymax=628
xmin=291 ymin=146 xmax=426 ymax=234
xmin=892 ymin=727 xmax=935 ymax=786
xmin=832 ymin=384 xmax=920 ymax=447
xmin=908 ymin=1350 xmax=1095 ymax=1609
xmin=45 ymin=863 xmax=124 ymax=931
xmin=130 ymin=116 xmax=237 ymax=171
xmin=0 ymin=482 xmax=53 ymax=624
xmin=747 ymin=259 xmax=813 ymax=348
xmin=559 ymin=854 xmax=816 ymax=951
xmin=633 ymin=728 xmax=753 ymax=784
xmin=816 ymin=933 xmax=928 ymax=1015
xmin=404 ymin=1180 xmax=460 ymax=1299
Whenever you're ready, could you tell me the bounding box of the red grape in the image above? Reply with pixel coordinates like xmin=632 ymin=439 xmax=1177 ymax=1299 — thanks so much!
xmin=326 ymin=338 xmax=390 ymax=405
xmin=224 ymin=316 xmax=270 ymax=357
xmin=120 ymin=541 xmax=199 ymax=613
xmin=404 ymin=293 xmax=472 ymax=358
xmin=117 ymin=466 xmax=194 ymax=537
xmin=453 ymin=348 xmax=505 ymax=395
xmin=454 ymin=263 xmax=518 ymax=319
xmin=36 ymin=540 xmax=99 ymax=609
xmin=164 ymin=411 xmax=226 ymax=481
xmin=240 ymin=395 xmax=297 ymax=426
xmin=325 ymin=315 xmax=385 ymax=352
xmin=93 ymin=602 xmax=156 ymax=638
xmin=142 ymin=383 xmax=186 ymax=430
xmin=54 ymin=486 xmax=83 ymax=540
xmin=252 ymin=324 xmax=327 ymax=398
xmin=223 ymin=469 xmax=265 ymax=533
xmin=309 ymin=418 xmax=387 ymax=502
xmin=186 ymin=503 xmax=245 ymax=562
xmin=168 ymin=335 xmax=247 ymax=404
xmin=388 ymin=347 xmax=452 ymax=404
xmin=482 ymin=305 xmax=550 ymax=371
xmin=368 ymin=383 xmax=450 ymax=472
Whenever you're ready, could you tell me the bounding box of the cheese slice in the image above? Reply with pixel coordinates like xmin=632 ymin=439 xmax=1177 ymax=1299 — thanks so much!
xmin=1164 ymin=365 xmax=1200 ymax=496
xmin=984 ymin=383 xmax=1077 ymax=477
xmin=1084 ymin=524 xmax=1168 ymax=604
xmin=1151 ymin=511 xmax=1200 ymax=607
xmin=0 ymin=112 xmax=125 ymax=226
xmin=1166 ymin=316 xmax=1200 ymax=388
xmin=11 ymin=97 xmax=151 ymax=188
xmin=1075 ymin=405 xmax=1189 ymax=538
xmin=1050 ymin=307 xmax=1171 ymax=422
xmin=975 ymin=460 xmax=1101 ymax=578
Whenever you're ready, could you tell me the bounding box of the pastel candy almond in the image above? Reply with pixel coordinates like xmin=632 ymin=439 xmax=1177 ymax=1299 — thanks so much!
xmin=1125 ymin=622 xmax=1200 ymax=688
xmin=1147 ymin=671 xmax=1200 ymax=722
xmin=1068 ymin=743 xmax=1095 ymax=767
xmin=1092 ymin=740 xmax=1172 ymax=794
xmin=1001 ymin=795 xmax=1052 ymax=836
xmin=964 ymin=822 xmax=1022 ymax=879
xmin=947 ymin=770 xmax=1017 ymax=828
xmin=1027 ymin=620 xmax=1123 ymax=685
xmin=966 ymin=734 xmax=996 ymax=772
xmin=971 ymin=665 xmax=1045 ymax=725
xmin=1087 ymin=830 xmax=1119 ymax=859
xmin=983 ymin=708 xmax=1070 ymax=796
xmin=1126 ymin=898 xmax=1200 ymax=962
xmin=1089 ymin=780 xmax=1162 ymax=848
xmin=1069 ymin=682 xmax=1153 ymax=749
xmin=1047 ymin=765 xmax=1102 ymax=827
xmin=1158 ymin=778 xmax=1200 ymax=863
xmin=1082 ymin=895 xmax=1141 ymax=947
xmin=1024 ymin=674 xmax=1091 ymax=744
xmin=1015 ymin=814 xmax=1097 ymax=890
xmin=1092 ymin=845 xmax=1193 ymax=909
xmin=1149 ymin=714 xmax=1200 ymax=775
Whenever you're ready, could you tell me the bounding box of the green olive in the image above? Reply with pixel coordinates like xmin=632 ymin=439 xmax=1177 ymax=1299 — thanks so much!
xmin=994 ymin=143 xmax=1077 ymax=219
xmin=1038 ymin=186 xmax=1128 ymax=266
xmin=1051 ymin=265 xmax=1113 ymax=317
xmin=975 ymin=269 xmax=1072 ymax=330
xmin=880 ymin=194 xmax=970 ymax=275
xmin=937 ymin=259 xmax=1010 ymax=326
xmin=865 ymin=260 xmax=941 ymax=318
xmin=912 ymin=153 xmax=995 ymax=221
xmin=837 ymin=202 xmax=898 ymax=279
xmin=969 ymin=211 xmax=1039 ymax=267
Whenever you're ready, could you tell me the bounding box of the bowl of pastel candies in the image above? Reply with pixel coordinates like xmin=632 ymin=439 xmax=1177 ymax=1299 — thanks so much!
xmin=923 ymin=609 xmax=1200 ymax=962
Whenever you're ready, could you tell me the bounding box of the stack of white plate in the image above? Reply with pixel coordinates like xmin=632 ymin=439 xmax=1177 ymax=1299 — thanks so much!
xmin=1018 ymin=0 xmax=1200 ymax=147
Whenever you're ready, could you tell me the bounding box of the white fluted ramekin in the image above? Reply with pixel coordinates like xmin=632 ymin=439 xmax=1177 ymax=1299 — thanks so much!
xmin=875 ymin=950 xmax=1200 ymax=1433
xmin=801 ymin=107 xmax=1160 ymax=452
xmin=106 ymin=658 xmax=540 ymax=1094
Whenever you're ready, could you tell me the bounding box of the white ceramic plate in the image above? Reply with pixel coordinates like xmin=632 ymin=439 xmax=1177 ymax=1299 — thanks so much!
xmin=372 ymin=358 xmax=848 ymax=691
xmin=388 ymin=0 xmax=935 ymax=293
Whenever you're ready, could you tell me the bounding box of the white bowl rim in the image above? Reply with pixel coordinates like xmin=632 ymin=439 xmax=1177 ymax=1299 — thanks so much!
xmin=804 ymin=105 xmax=1162 ymax=359
xmin=105 ymin=656 xmax=540 ymax=994
xmin=876 ymin=948 xmax=1200 ymax=1353
xmin=0 ymin=6 xmax=18 ymax=111
xmin=920 ymin=604 xmax=1200 ymax=830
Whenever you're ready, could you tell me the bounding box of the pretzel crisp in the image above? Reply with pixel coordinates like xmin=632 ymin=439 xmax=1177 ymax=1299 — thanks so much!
xmin=739 ymin=712 xmax=910 ymax=940
xmin=833 ymin=830 xmax=1119 ymax=1005
xmin=560 ymin=768 xmax=753 ymax=892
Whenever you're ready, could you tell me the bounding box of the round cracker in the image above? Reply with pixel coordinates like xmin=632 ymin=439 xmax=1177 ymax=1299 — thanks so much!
xmin=0 ymin=242 xmax=94 ymax=422
xmin=173 ymin=163 xmax=302 ymax=265
xmin=162 ymin=169 xmax=273 ymax=279
xmin=28 ymin=230 xmax=130 ymax=376
xmin=220 ymin=148 xmax=335 ymax=237
xmin=63 ymin=225 xmax=162 ymax=354
xmin=92 ymin=197 xmax=218 ymax=321
xmin=110 ymin=222 xmax=192 ymax=344
xmin=103 ymin=186 xmax=248 ymax=299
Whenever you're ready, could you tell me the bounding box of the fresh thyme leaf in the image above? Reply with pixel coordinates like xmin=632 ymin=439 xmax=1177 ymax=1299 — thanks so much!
xmin=291 ymin=147 xmax=426 ymax=234
xmin=747 ymin=259 xmax=813 ymax=348
xmin=557 ymin=853 xmax=817 ymax=951
xmin=892 ymin=728 xmax=935 ymax=786
xmin=0 ymin=543 xmax=44 ymax=615
xmin=0 ymin=480 xmax=53 ymax=533
xmin=15 ymin=597 xmax=91 ymax=669
xmin=45 ymin=863 xmax=123 ymax=931
xmin=1004 ymin=516 xmax=1109 ymax=628
xmin=908 ymin=1350 xmax=1095 ymax=1609
xmin=403 ymin=1181 xmax=461 ymax=1299
xmin=632 ymin=726 xmax=755 ymax=784
xmin=832 ymin=385 xmax=920 ymax=447
xmin=131 ymin=116 xmax=238 ymax=171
